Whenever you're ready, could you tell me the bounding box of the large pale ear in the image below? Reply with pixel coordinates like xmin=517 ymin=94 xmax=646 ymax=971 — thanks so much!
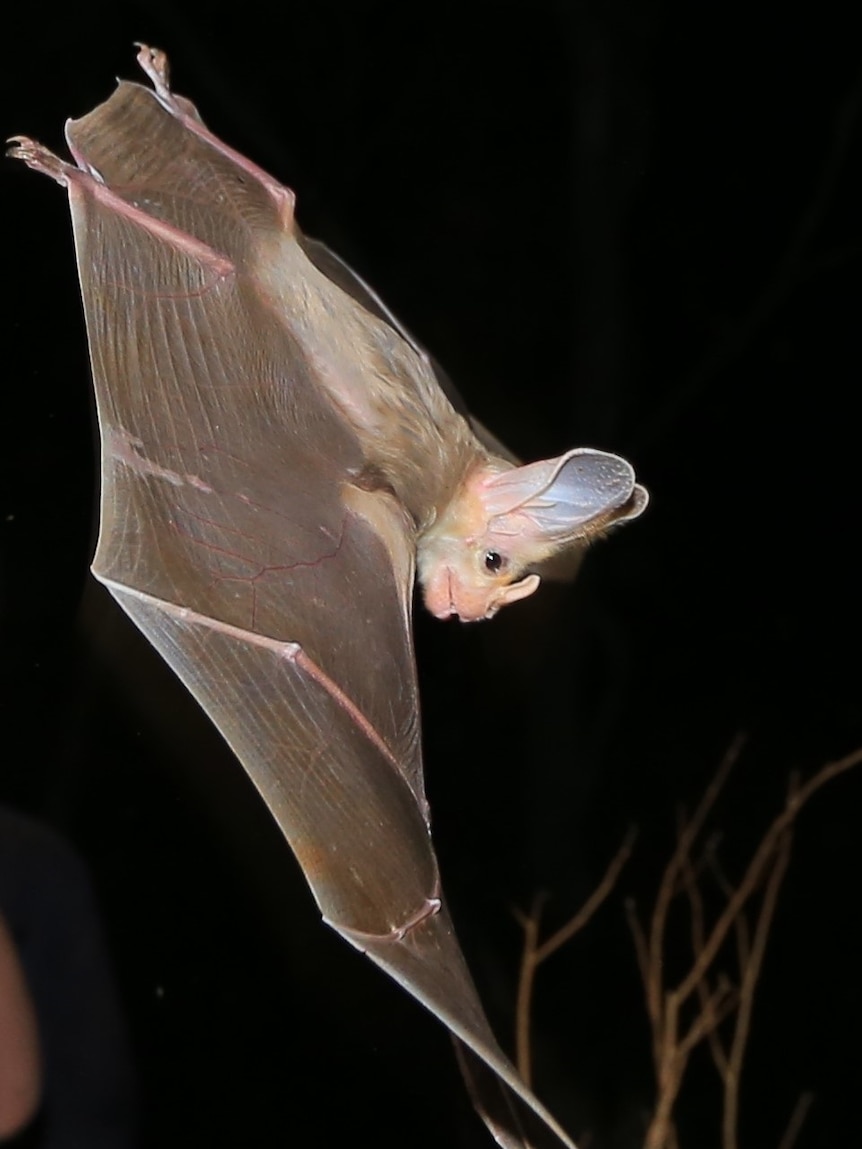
xmin=481 ymin=448 xmax=648 ymax=545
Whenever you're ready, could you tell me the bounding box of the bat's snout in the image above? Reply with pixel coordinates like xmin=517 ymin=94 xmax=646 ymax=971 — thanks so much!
xmin=422 ymin=565 xmax=526 ymax=623
xmin=424 ymin=566 xmax=466 ymax=621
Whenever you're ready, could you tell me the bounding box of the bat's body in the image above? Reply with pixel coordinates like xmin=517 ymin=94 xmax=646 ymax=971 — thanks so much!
xmin=11 ymin=47 xmax=646 ymax=1148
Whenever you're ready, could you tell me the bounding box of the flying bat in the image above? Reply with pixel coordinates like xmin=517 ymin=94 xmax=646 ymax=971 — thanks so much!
xmin=10 ymin=46 xmax=647 ymax=1148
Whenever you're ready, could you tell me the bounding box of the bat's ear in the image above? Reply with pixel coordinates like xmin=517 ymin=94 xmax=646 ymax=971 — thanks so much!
xmin=481 ymin=447 xmax=648 ymax=550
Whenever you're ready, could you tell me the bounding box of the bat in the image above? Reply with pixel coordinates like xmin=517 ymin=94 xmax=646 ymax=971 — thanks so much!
xmin=10 ymin=46 xmax=647 ymax=1148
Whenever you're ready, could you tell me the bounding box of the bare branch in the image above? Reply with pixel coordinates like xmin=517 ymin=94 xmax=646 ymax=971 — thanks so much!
xmin=514 ymin=830 xmax=635 ymax=1086
xmin=536 ymin=828 xmax=637 ymax=964
xmin=514 ymin=893 xmax=545 ymax=1086
xmin=625 ymin=898 xmax=651 ymax=1005
xmin=722 ymin=827 xmax=793 ymax=1149
xmin=678 ymin=981 xmax=739 ymax=1059
xmin=643 ymin=979 xmax=739 ymax=1149
xmin=639 ymin=746 xmax=860 ymax=1148
xmin=679 ymin=828 xmax=730 ymax=1078
xmin=705 ymin=847 xmax=753 ymax=972
xmin=776 ymin=1092 xmax=815 ymax=1149
xmin=647 ymin=737 xmax=744 ymax=1050
xmin=675 ymin=746 xmax=862 ymax=1011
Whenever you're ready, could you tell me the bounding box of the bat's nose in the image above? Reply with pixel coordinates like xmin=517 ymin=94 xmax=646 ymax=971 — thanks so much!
xmin=423 ymin=566 xmax=460 ymax=620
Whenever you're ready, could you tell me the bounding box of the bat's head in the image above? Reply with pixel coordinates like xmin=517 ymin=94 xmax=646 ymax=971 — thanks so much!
xmin=418 ymin=448 xmax=648 ymax=622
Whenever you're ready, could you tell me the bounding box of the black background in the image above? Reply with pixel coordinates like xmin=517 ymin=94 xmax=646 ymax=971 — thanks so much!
xmin=2 ymin=3 xmax=861 ymax=1147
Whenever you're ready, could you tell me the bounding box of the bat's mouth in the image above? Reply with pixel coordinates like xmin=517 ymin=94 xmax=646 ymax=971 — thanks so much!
xmin=423 ymin=566 xmax=457 ymax=621
xmin=425 ymin=566 xmax=484 ymax=622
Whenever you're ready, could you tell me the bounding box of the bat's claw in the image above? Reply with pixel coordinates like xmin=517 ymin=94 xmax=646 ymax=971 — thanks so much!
xmin=392 ymin=896 xmax=442 ymax=941
xmin=330 ymin=895 xmax=443 ymax=952
xmin=6 ymin=136 xmax=72 ymax=186
xmin=135 ymin=43 xmax=173 ymax=104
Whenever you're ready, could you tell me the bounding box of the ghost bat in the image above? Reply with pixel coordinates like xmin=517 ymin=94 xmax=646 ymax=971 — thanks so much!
xmin=10 ymin=46 xmax=647 ymax=1148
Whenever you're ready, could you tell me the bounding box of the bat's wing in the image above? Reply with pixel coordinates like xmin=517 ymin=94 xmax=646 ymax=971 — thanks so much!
xmin=10 ymin=49 xmax=576 ymax=1149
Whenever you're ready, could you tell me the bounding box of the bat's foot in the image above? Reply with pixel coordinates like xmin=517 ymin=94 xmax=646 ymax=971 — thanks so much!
xmin=6 ymin=137 xmax=72 ymax=186
xmin=135 ymin=43 xmax=173 ymax=103
xmin=329 ymin=896 xmax=443 ymax=952
xmin=391 ymin=896 xmax=442 ymax=940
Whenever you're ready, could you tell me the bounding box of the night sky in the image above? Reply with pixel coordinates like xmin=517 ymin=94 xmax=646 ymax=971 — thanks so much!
xmin=2 ymin=5 xmax=860 ymax=1148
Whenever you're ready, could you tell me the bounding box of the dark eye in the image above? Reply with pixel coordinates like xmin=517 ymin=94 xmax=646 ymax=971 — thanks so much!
xmin=484 ymin=550 xmax=506 ymax=573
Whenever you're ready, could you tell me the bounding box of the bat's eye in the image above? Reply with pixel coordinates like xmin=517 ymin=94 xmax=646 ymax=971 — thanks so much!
xmin=483 ymin=550 xmax=507 ymax=573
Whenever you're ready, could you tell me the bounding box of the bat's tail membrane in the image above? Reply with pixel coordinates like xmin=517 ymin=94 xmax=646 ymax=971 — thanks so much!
xmin=359 ymin=907 xmax=579 ymax=1149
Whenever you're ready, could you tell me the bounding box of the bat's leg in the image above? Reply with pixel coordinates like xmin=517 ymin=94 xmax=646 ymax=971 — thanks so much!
xmin=135 ymin=43 xmax=296 ymax=227
xmin=390 ymin=895 xmax=442 ymax=941
xmin=326 ymin=893 xmax=443 ymax=952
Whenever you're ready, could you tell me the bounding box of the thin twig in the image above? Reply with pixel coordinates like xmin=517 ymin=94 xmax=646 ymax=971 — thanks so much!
xmin=679 ymin=827 xmax=730 ymax=1077
xmin=536 ymin=828 xmax=637 ymax=963
xmin=639 ymin=747 xmax=860 ymax=1149
xmin=514 ymin=892 xmax=545 ymax=1086
xmin=625 ymin=897 xmax=651 ymax=998
xmin=514 ymin=829 xmax=636 ymax=1086
xmin=706 ymin=847 xmax=753 ymax=973
xmin=644 ymin=979 xmax=739 ymax=1149
xmin=722 ymin=773 xmax=800 ymax=1149
xmin=722 ymin=826 xmax=793 ymax=1149
xmin=646 ymin=736 xmax=744 ymax=1061
xmin=675 ymin=746 xmax=862 ymax=1012
xmin=677 ymin=979 xmax=739 ymax=1059
xmin=776 ymin=1092 xmax=815 ymax=1149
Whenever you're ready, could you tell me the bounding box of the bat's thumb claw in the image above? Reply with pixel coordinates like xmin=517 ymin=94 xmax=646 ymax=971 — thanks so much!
xmin=135 ymin=43 xmax=172 ymax=101
xmin=6 ymin=137 xmax=71 ymax=185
